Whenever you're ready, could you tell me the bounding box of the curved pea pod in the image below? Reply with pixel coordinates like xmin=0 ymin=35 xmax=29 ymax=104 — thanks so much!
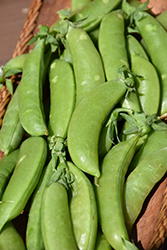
xmin=68 ymin=161 xmax=97 ymax=250
xmin=2 ymin=53 xmax=29 ymax=77
xmin=98 ymin=9 xmax=129 ymax=81
xmin=48 ymin=59 xmax=75 ymax=138
xmin=95 ymin=135 xmax=139 ymax=250
xmin=18 ymin=38 xmax=48 ymax=136
xmin=128 ymin=129 xmax=167 ymax=173
xmin=0 ymin=221 xmax=26 ymax=250
xmin=0 ymin=136 xmax=47 ymax=232
xmin=126 ymin=34 xmax=149 ymax=62
xmin=70 ymin=0 xmax=122 ymax=32
xmin=26 ymin=155 xmax=58 ymax=250
xmin=131 ymin=52 xmax=160 ymax=116
xmin=67 ymin=79 xmax=127 ymax=178
xmin=134 ymin=12 xmax=167 ymax=115
xmin=0 ymin=88 xmax=24 ymax=155
xmin=95 ymin=229 xmax=112 ymax=250
xmin=0 ymin=149 xmax=19 ymax=199
xmin=124 ymin=147 xmax=167 ymax=232
xmin=41 ymin=182 xmax=78 ymax=250
xmin=66 ymin=27 xmax=105 ymax=106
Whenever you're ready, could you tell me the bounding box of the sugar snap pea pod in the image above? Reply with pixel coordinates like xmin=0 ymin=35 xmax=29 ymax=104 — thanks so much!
xmin=0 ymin=149 xmax=19 ymax=199
xmin=48 ymin=59 xmax=75 ymax=138
xmin=95 ymin=135 xmax=139 ymax=250
xmin=95 ymin=229 xmax=112 ymax=250
xmin=124 ymin=147 xmax=167 ymax=232
xmin=134 ymin=11 xmax=167 ymax=115
xmin=71 ymin=0 xmax=91 ymax=11
xmin=98 ymin=9 xmax=129 ymax=81
xmin=70 ymin=0 xmax=122 ymax=32
xmin=98 ymin=124 xmax=112 ymax=160
xmin=0 ymin=221 xmax=26 ymax=250
xmin=0 ymin=88 xmax=24 ymax=155
xmin=18 ymin=38 xmax=48 ymax=136
xmin=2 ymin=53 xmax=29 ymax=77
xmin=156 ymin=10 xmax=167 ymax=30
xmin=131 ymin=53 xmax=160 ymax=116
xmin=66 ymin=27 xmax=105 ymax=106
xmin=128 ymin=129 xmax=167 ymax=173
xmin=68 ymin=161 xmax=97 ymax=250
xmin=41 ymin=181 xmax=78 ymax=250
xmin=0 ymin=136 xmax=47 ymax=232
xmin=67 ymin=79 xmax=127 ymax=178
xmin=126 ymin=34 xmax=149 ymax=61
xmin=26 ymin=155 xmax=58 ymax=250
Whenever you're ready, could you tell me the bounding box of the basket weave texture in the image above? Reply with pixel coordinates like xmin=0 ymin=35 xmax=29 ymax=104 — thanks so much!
xmin=0 ymin=0 xmax=167 ymax=249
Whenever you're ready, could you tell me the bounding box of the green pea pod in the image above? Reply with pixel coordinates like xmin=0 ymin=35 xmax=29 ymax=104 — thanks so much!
xmin=126 ymin=34 xmax=149 ymax=63
xmin=124 ymin=147 xmax=167 ymax=232
xmin=128 ymin=129 xmax=167 ymax=173
xmin=156 ymin=10 xmax=167 ymax=30
xmin=0 ymin=88 xmax=24 ymax=155
xmin=0 ymin=221 xmax=26 ymax=250
xmin=68 ymin=161 xmax=97 ymax=250
xmin=41 ymin=182 xmax=78 ymax=250
xmin=66 ymin=27 xmax=105 ymax=106
xmin=71 ymin=0 xmax=91 ymax=11
xmin=18 ymin=38 xmax=48 ymax=136
xmin=0 ymin=149 xmax=19 ymax=199
xmin=26 ymin=155 xmax=58 ymax=250
xmin=88 ymin=26 xmax=99 ymax=48
xmin=70 ymin=0 xmax=122 ymax=32
xmin=95 ymin=135 xmax=139 ymax=250
xmin=99 ymin=9 xmax=129 ymax=81
xmin=67 ymin=79 xmax=127 ymax=178
xmin=0 ymin=136 xmax=47 ymax=232
xmin=48 ymin=59 xmax=75 ymax=138
xmin=134 ymin=12 xmax=167 ymax=115
xmin=131 ymin=52 xmax=160 ymax=116
xmin=98 ymin=124 xmax=112 ymax=161
xmin=2 ymin=53 xmax=29 ymax=77
xmin=95 ymin=229 xmax=112 ymax=250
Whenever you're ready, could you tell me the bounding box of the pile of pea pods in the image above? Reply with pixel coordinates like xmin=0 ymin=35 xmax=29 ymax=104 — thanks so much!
xmin=0 ymin=0 xmax=167 ymax=249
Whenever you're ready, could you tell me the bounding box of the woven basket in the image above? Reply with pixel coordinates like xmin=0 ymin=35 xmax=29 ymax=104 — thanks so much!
xmin=0 ymin=0 xmax=167 ymax=249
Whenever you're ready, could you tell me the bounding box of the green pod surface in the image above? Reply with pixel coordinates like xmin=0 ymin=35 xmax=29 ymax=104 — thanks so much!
xmin=131 ymin=52 xmax=160 ymax=116
xmin=99 ymin=9 xmax=129 ymax=81
xmin=68 ymin=161 xmax=98 ymax=250
xmin=156 ymin=10 xmax=167 ymax=30
xmin=66 ymin=27 xmax=105 ymax=106
xmin=41 ymin=182 xmax=78 ymax=250
xmin=0 ymin=88 xmax=24 ymax=155
xmin=48 ymin=59 xmax=75 ymax=138
xmin=2 ymin=53 xmax=29 ymax=77
xmin=135 ymin=12 xmax=167 ymax=115
xmin=70 ymin=0 xmax=122 ymax=32
xmin=95 ymin=229 xmax=112 ymax=250
xmin=0 ymin=149 xmax=19 ymax=199
xmin=18 ymin=38 xmax=48 ymax=136
xmin=26 ymin=156 xmax=58 ymax=250
xmin=0 ymin=136 xmax=47 ymax=232
xmin=95 ymin=135 xmax=139 ymax=250
xmin=128 ymin=129 xmax=167 ymax=173
xmin=126 ymin=34 xmax=149 ymax=62
xmin=71 ymin=0 xmax=91 ymax=11
xmin=98 ymin=124 xmax=112 ymax=161
xmin=0 ymin=221 xmax=26 ymax=250
xmin=124 ymin=147 xmax=167 ymax=232
xmin=67 ymin=79 xmax=127 ymax=178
